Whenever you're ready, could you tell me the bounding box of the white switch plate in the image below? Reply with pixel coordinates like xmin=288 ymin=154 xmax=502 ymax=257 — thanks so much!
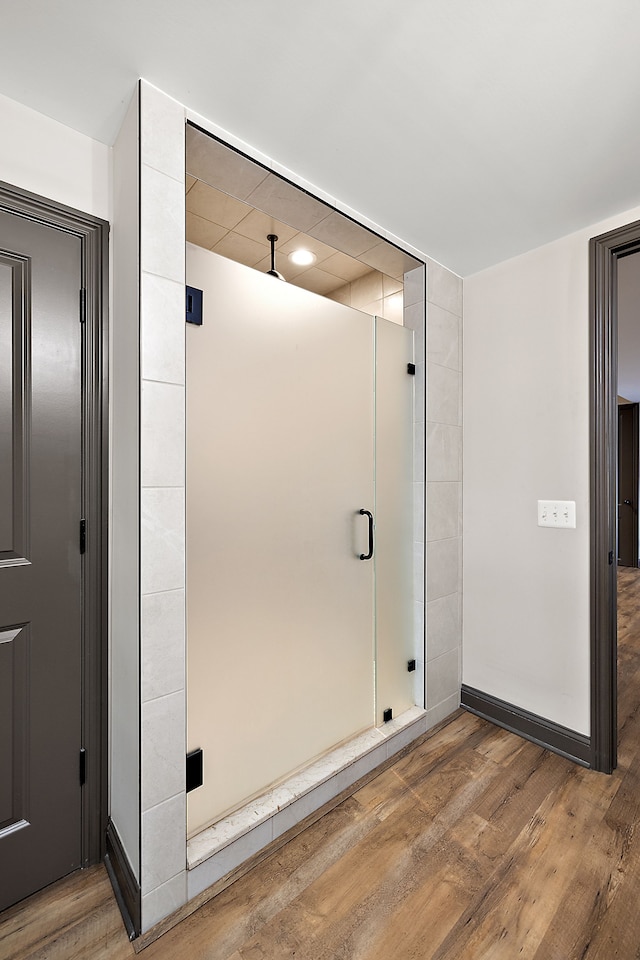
xmin=538 ymin=500 xmax=576 ymax=528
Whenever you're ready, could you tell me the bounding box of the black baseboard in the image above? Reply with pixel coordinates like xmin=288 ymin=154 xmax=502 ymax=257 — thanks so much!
xmin=105 ymin=820 xmax=141 ymax=940
xmin=461 ymin=684 xmax=591 ymax=767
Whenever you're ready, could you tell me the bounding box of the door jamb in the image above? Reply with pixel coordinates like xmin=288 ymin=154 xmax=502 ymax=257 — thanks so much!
xmin=590 ymin=217 xmax=640 ymax=773
xmin=0 ymin=180 xmax=109 ymax=865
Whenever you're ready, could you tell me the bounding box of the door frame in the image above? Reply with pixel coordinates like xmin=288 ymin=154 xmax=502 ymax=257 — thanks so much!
xmin=590 ymin=217 xmax=640 ymax=773
xmin=0 ymin=180 xmax=109 ymax=866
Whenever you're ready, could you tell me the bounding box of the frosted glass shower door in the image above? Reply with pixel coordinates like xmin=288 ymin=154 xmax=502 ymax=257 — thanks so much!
xmin=186 ymin=245 xmax=375 ymax=833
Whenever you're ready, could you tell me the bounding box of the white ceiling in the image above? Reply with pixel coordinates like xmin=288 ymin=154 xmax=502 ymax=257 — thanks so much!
xmin=2 ymin=0 xmax=640 ymax=276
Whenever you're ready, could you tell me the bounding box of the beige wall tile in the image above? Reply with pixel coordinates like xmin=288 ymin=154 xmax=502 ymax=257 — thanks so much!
xmin=404 ymin=266 xmax=425 ymax=306
xmin=142 ymin=590 xmax=185 ymax=702
xmin=427 ymin=423 xmax=461 ymax=481
xmin=427 ymin=481 xmax=461 ymax=542
xmin=427 ymin=593 xmax=461 ymax=661
xmin=141 ymin=166 xmax=185 ymax=282
xmin=142 ymin=793 xmax=185 ymax=892
xmin=428 ymin=302 xmax=460 ymax=371
xmin=351 ymin=270 xmax=383 ymax=308
xmin=142 ymin=872 xmax=187 ymax=931
xmin=141 ymin=273 xmax=185 ymax=385
xmin=141 ymin=84 xmax=185 ymax=183
xmin=428 ymin=363 xmax=460 ymax=426
xmin=426 ymin=649 xmax=460 ymax=707
xmin=426 ymin=537 xmax=460 ymax=602
xmin=141 ymin=488 xmax=185 ymax=595
xmin=142 ymin=691 xmax=185 ymax=811
xmin=141 ymin=381 xmax=185 ymax=488
xmin=428 ymin=259 xmax=463 ymax=316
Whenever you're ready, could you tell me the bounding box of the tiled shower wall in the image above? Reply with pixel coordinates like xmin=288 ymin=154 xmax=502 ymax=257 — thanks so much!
xmin=128 ymin=80 xmax=462 ymax=934
xmin=138 ymin=82 xmax=187 ymax=929
xmin=405 ymin=263 xmax=463 ymax=723
xmin=425 ymin=262 xmax=463 ymax=720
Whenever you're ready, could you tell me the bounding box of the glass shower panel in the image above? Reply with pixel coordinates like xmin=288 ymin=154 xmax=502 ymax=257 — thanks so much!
xmin=374 ymin=316 xmax=416 ymax=725
xmin=186 ymin=246 xmax=375 ymax=834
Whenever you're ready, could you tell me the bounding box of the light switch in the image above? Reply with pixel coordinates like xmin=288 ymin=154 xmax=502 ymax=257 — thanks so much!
xmin=538 ymin=500 xmax=576 ymax=528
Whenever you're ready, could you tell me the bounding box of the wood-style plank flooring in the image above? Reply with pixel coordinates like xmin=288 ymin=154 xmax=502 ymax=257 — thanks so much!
xmin=4 ymin=568 xmax=640 ymax=959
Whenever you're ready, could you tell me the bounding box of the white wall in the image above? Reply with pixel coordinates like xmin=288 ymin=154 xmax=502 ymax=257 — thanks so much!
xmin=0 ymin=91 xmax=110 ymax=221
xmin=464 ymin=203 xmax=640 ymax=735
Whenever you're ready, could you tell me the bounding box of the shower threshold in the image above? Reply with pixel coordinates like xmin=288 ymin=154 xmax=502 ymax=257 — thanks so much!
xmin=186 ymin=706 xmax=428 ymax=896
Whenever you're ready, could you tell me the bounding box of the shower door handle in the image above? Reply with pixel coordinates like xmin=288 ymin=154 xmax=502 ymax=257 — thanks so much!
xmin=359 ymin=509 xmax=374 ymax=560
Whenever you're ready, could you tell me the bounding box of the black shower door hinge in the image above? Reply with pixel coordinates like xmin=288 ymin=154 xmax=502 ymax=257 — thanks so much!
xmin=79 ymin=748 xmax=86 ymax=785
xmin=80 ymin=518 xmax=86 ymax=554
xmin=79 ymin=288 xmax=86 ymax=323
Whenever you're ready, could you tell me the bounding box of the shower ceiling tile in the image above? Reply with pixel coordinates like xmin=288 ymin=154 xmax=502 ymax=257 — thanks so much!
xmin=307 ymin=211 xmax=379 ymax=259
xmin=294 ymin=267 xmax=346 ymax=296
xmin=277 ymin=233 xmax=336 ymax=266
xmin=212 ymin=231 xmax=267 ymax=268
xmin=186 ymin=125 xmax=270 ymax=200
xmin=187 ymin=180 xmax=252 ymax=230
xmin=320 ymin=251 xmax=373 ymax=283
xmin=245 ymin=173 xmax=330 ymax=233
xmin=233 ymin=208 xmax=298 ymax=247
xmin=186 ymin=212 xmax=229 ymax=250
xmin=254 ymin=253 xmax=314 ymax=281
xmin=359 ymin=241 xmax=421 ymax=280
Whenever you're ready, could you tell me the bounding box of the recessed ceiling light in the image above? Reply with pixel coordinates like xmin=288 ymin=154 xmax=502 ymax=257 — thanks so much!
xmin=288 ymin=248 xmax=316 ymax=266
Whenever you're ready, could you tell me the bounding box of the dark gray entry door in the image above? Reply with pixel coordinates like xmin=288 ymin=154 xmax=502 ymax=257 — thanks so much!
xmin=0 ymin=209 xmax=83 ymax=911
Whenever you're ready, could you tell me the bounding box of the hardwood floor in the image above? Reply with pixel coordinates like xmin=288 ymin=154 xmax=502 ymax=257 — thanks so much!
xmin=4 ymin=568 xmax=640 ymax=959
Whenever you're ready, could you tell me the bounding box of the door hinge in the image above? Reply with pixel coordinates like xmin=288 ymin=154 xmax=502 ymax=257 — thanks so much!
xmin=186 ymin=748 xmax=203 ymax=793
xmin=407 ymin=362 xmax=416 ymax=376
xmin=80 ymin=518 xmax=86 ymax=554
xmin=609 ymin=551 xmax=614 ymax=565
xmin=79 ymin=288 xmax=86 ymax=323
xmin=79 ymin=748 xmax=86 ymax=785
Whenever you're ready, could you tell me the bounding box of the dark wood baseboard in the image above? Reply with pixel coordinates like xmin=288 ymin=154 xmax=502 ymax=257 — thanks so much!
xmin=104 ymin=820 xmax=140 ymax=941
xmin=461 ymin=684 xmax=591 ymax=767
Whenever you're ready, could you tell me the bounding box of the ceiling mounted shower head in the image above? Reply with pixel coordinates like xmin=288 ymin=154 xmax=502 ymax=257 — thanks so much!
xmin=266 ymin=233 xmax=286 ymax=281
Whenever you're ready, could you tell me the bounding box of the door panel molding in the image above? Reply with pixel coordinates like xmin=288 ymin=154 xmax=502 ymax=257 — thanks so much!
xmin=0 ymin=250 xmax=30 ymax=564
xmin=590 ymin=218 xmax=640 ymax=774
xmin=0 ymin=180 xmax=109 ymax=868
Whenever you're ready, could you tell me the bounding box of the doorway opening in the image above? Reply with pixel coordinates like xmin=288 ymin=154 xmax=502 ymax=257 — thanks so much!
xmin=590 ymin=218 xmax=640 ymax=773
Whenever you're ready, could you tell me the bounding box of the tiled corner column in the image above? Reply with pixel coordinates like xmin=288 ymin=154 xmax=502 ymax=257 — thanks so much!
xmin=403 ymin=266 xmax=427 ymax=706
xmin=139 ymin=81 xmax=188 ymax=932
xmin=425 ymin=260 xmax=463 ymax=722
